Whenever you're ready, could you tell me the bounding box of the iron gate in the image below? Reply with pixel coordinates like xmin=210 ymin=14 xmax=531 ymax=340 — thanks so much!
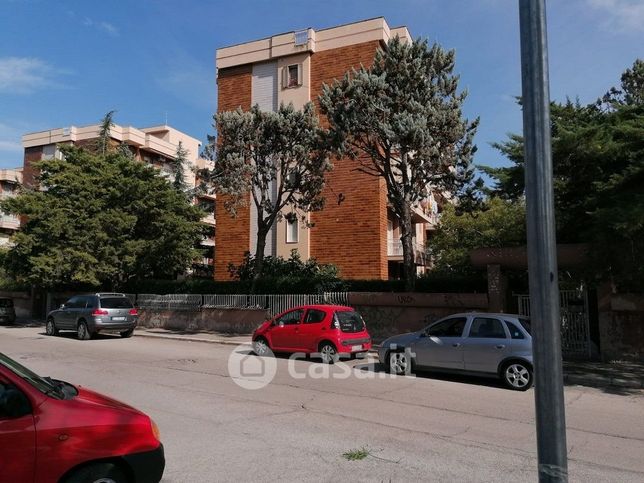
xmin=516 ymin=289 xmax=591 ymax=359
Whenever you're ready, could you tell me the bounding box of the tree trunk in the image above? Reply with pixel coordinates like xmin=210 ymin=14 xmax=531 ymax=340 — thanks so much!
xmin=399 ymin=203 xmax=417 ymax=292
xmin=251 ymin=224 xmax=269 ymax=294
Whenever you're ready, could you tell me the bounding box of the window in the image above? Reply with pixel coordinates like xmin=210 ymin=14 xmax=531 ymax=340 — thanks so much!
xmin=65 ymin=297 xmax=83 ymax=309
xmin=100 ymin=297 xmax=133 ymax=309
xmin=286 ymin=215 xmax=298 ymax=243
xmin=504 ymin=320 xmax=525 ymax=339
xmin=304 ymin=309 xmax=326 ymax=324
xmin=426 ymin=317 xmax=466 ymax=337
xmin=276 ymin=309 xmax=303 ymax=326
xmin=519 ymin=318 xmax=532 ymax=335
xmin=0 ymin=299 xmax=13 ymax=308
xmin=283 ymin=64 xmax=302 ymax=89
xmin=469 ymin=318 xmax=507 ymax=339
xmin=334 ymin=311 xmax=366 ymax=333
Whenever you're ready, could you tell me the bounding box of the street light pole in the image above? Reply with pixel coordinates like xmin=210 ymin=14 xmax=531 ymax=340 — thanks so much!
xmin=518 ymin=1 xmax=569 ymax=481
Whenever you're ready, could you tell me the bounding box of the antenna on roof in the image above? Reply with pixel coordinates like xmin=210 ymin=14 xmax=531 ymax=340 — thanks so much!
xmin=164 ymin=111 xmax=168 ymax=126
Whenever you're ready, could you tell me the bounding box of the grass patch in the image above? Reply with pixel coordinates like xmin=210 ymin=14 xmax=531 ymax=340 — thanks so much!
xmin=342 ymin=447 xmax=370 ymax=461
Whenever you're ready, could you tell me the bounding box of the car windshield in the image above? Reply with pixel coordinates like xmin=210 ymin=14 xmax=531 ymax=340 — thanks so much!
xmin=100 ymin=297 xmax=133 ymax=309
xmin=0 ymin=299 xmax=13 ymax=308
xmin=0 ymin=353 xmax=63 ymax=399
xmin=519 ymin=318 xmax=532 ymax=335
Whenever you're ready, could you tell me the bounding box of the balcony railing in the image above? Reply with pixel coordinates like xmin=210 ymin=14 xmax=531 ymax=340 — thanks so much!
xmin=0 ymin=214 xmax=20 ymax=229
xmin=387 ymin=240 xmax=426 ymax=263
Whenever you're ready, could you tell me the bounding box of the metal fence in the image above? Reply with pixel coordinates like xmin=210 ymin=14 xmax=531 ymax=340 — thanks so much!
xmin=516 ymin=289 xmax=591 ymax=359
xmin=133 ymin=292 xmax=349 ymax=317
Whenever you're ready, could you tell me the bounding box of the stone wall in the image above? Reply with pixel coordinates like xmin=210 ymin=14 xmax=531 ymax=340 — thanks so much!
xmin=598 ymin=293 xmax=644 ymax=362
xmin=349 ymin=292 xmax=489 ymax=341
xmin=137 ymin=307 xmax=268 ymax=334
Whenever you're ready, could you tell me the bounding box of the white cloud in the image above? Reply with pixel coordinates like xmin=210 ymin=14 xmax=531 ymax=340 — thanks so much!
xmin=0 ymin=57 xmax=62 ymax=94
xmin=587 ymin=0 xmax=644 ymax=32
xmin=67 ymin=11 xmax=119 ymax=37
xmin=99 ymin=22 xmax=119 ymax=37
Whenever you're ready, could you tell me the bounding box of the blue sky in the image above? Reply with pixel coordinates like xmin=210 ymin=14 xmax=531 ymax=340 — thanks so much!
xmin=0 ymin=0 xmax=642 ymax=171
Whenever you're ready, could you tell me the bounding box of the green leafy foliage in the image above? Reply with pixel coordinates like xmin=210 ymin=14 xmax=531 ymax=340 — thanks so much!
xmin=480 ymin=59 xmax=644 ymax=290
xmin=227 ymin=250 xmax=346 ymax=294
xmin=1 ymin=144 xmax=206 ymax=290
xmin=319 ymin=37 xmax=480 ymax=289
xmin=427 ymin=198 xmax=527 ymax=276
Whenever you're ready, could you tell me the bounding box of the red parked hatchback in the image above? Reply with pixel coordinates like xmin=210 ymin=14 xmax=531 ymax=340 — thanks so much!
xmin=0 ymin=352 xmax=164 ymax=483
xmin=252 ymin=305 xmax=372 ymax=363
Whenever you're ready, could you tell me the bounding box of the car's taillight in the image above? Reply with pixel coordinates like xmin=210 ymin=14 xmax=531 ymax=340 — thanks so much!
xmin=92 ymin=309 xmax=108 ymax=316
xmin=150 ymin=418 xmax=161 ymax=442
xmin=129 ymin=308 xmax=138 ymax=316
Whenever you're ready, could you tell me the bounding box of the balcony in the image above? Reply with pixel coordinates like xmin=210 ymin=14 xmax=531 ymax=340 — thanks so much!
xmin=387 ymin=240 xmax=427 ymax=264
xmin=0 ymin=214 xmax=20 ymax=230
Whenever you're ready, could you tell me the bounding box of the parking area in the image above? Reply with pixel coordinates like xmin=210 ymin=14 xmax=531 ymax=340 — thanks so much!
xmin=1 ymin=325 xmax=643 ymax=482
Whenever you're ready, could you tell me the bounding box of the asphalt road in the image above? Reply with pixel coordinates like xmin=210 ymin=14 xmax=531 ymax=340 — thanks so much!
xmin=1 ymin=326 xmax=643 ymax=483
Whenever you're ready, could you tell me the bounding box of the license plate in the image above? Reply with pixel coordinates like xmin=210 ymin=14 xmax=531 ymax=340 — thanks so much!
xmin=112 ymin=316 xmax=126 ymax=321
xmin=351 ymin=344 xmax=362 ymax=351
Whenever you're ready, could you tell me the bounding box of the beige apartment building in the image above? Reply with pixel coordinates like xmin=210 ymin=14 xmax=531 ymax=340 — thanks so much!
xmin=21 ymin=123 xmax=216 ymax=274
xmin=215 ymin=17 xmax=440 ymax=280
xmin=0 ymin=168 xmax=23 ymax=246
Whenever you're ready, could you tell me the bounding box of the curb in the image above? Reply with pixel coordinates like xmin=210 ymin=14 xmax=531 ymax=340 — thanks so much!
xmin=134 ymin=332 xmax=250 ymax=346
xmin=563 ymin=374 xmax=644 ymax=390
xmin=134 ymin=331 xmax=381 ymax=354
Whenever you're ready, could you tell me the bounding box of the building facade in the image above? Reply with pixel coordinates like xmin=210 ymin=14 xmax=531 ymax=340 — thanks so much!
xmin=21 ymin=123 xmax=216 ymax=273
xmin=214 ymin=17 xmax=438 ymax=281
xmin=0 ymin=168 xmax=23 ymax=246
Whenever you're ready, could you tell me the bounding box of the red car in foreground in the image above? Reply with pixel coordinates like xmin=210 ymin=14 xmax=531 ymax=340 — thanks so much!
xmin=252 ymin=305 xmax=372 ymax=362
xmin=0 ymin=352 xmax=164 ymax=483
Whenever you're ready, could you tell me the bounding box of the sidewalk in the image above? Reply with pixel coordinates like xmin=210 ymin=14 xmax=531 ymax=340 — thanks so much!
xmin=135 ymin=327 xmax=251 ymax=346
xmin=134 ymin=327 xmax=644 ymax=392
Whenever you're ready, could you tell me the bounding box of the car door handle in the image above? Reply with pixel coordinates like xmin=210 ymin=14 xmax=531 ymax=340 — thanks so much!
xmin=452 ymin=343 xmax=461 ymax=348
xmin=495 ymin=345 xmax=506 ymax=349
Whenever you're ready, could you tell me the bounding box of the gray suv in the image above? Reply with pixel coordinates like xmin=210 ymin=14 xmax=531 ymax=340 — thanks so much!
xmin=46 ymin=293 xmax=138 ymax=340
xmin=378 ymin=313 xmax=533 ymax=390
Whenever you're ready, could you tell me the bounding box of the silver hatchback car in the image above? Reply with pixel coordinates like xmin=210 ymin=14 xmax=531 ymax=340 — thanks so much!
xmin=46 ymin=293 xmax=138 ymax=340
xmin=378 ymin=313 xmax=533 ymax=390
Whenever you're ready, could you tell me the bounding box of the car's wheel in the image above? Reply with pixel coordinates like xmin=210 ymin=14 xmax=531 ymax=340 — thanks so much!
xmin=253 ymin=337 xmax=271 ymax=356
xmin=77 ymin=321 xmax=92 ymax=341
xmin=120 ymin=329 xmax=134 ymax=338
xmin=319 ymin=342 xmax=339 ymax=364
xmin=388 ymin=350 xmax=412 ymax=375
xmin=64 ymin=462 xmax=128 ymax=483
xmin=46 ymin=318 xmax=58 ymax=336
xmin=502 ymin=361 xmax=533 ymax=391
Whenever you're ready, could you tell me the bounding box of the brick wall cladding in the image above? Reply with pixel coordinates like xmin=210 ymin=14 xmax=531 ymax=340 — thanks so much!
xmin=214 ymin=65 xmax=253 ymax=281
xmin=23 ymin=146 xmax=43 ymax=188
xmin=309 ymin=40 xmax=389 ymax=280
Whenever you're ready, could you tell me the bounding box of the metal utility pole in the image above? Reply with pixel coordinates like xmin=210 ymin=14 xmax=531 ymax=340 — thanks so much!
xmin=518 ymin=1 xmax=569 ymax=481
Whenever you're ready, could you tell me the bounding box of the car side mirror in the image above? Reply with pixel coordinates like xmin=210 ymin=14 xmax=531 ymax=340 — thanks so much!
xmin=1 ymin=388 xmax=31 ymax=419
xmin=419 ymin=332 xmax=427 ymax=338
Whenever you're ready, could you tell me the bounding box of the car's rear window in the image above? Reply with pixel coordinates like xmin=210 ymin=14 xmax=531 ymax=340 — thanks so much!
xmin=0 ymin=299 xmax=13 ymax=308
xmin=99 ymin=297 xmax=133 ymax=309
xmin=334 ymin=311 xmax=365 ymax=333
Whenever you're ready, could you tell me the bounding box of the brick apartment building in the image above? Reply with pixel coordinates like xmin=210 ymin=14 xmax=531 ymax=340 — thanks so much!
xmin=0 ymin=168 xmax=23 ymax=246
xmin=21 ymin=123 xmax=216 ymax=274
xmin=214 ymin=17 xmax=440 ymax=281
